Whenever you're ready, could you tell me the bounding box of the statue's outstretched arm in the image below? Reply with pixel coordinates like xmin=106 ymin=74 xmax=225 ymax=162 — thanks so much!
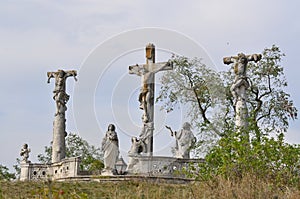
xmin=47 ymin=72 xmax=55 ymax=83
xmin=66 ymin=70 xmax=78 ymax=81
xmin=165 ymin=125 xmax=174 ymax=136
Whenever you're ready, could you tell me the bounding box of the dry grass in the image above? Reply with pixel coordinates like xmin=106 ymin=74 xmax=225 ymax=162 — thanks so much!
xmin=1 ymin=176 xmax=300 ymax=199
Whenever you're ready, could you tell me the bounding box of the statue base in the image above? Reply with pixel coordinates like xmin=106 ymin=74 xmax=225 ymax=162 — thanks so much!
xmin=126 ymin=155 xmax=203 ymax=177
xmin=19 ymin=157 xmax=81 ymax=181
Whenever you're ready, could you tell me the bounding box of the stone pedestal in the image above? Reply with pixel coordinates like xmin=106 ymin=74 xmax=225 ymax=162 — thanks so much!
xmin=20 ymin=162 xmax=30 ymax=181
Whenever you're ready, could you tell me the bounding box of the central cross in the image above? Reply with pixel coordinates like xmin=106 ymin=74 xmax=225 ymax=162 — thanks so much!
xmin=129 ymin=43 xmax=173 ymax=155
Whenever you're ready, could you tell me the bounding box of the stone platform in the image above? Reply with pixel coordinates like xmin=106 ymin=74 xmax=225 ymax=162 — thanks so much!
xmin=127 ymin=155 xmax=204 ymax=177
xmin=20 ymin=155 xmax=204 ymax=183
xmin=55 ymin=175 xmax=195 ymax=184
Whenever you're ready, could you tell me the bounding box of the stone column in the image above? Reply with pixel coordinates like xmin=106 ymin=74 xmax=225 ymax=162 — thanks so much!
xmin=52 ymin=115 xmax=67 ymax=163
xmin=47 ymin=70 xmax=77 ymax=163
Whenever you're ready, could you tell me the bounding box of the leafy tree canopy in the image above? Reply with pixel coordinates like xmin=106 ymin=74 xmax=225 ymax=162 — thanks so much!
xmin=0 ymin=164 xmax=15 ymax=181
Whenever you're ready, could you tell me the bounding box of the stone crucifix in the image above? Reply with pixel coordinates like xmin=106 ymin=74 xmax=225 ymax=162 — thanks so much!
xmin=129 ymin=43 xmax=173 ymax=155
xmin=223 ymin=53 xmax=261 ymax=129
xmin=47 ymin=69 xmax=77 ymax=163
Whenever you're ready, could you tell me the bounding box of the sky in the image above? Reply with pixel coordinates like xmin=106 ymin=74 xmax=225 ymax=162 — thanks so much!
xmin=1 ymin=0 xmax=300 ymax=171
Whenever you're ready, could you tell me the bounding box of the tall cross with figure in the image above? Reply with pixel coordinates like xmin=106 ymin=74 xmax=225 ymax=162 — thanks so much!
xmin=129 ymin=43 xmax=173 ymax=156
xmin=223 ymin=53 xmax=261 ymax=132
xmin=47 ymin=69 xmax=77 ymax=163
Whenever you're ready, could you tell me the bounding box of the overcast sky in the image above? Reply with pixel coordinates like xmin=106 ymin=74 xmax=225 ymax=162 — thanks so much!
xmin=1 ymin=0 xmax=299 ymax=171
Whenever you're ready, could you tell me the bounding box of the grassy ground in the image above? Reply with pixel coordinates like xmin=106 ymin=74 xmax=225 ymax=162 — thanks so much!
xmin=1 ymin=177 xmax=300 ymax=199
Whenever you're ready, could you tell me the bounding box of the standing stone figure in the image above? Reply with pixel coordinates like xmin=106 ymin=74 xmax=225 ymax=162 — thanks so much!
xmin=101 ymin=124 xmax=119 ymax=175
xmin=20 ymin=143 xmax=31 ymax=163
xmin=166 ymin=122 xmax=197 ymax=159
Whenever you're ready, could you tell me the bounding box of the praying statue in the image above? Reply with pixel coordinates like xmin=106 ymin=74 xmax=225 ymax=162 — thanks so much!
xmin=101 ymin=124 xmax=119 ymax=175
xmin=166 ymin=122 xmax=197 ymax=159
xmin=20 ymin=143 xmax=31 ymax=163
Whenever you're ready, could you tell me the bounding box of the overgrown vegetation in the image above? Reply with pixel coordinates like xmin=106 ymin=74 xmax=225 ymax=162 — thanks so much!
xmin=0 ymin=164 xmax=15 ymax=181
xmin=1 ymin=179 xmax=300 ymax=199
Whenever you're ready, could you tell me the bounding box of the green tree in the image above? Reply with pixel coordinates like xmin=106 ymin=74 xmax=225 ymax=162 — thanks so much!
xmin=157 ymin=55 xmax=226 ymax=153
xmin=0 ymin=164 xmax=15 ymax=181
xmin=38 ymin=133 xmax=104 ymax=173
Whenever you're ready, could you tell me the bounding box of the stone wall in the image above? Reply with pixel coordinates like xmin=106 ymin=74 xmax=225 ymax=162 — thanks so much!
xmin=127 ymin=155 xmax=204 ymax=177
xmin=20 ymin=157 xmax=81 ymax=181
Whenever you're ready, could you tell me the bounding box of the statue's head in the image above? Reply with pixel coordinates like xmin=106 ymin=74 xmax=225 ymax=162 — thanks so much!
xmin=108 ymin=124 xmax=115 ymax=131
xmin=131 ymin=137 xmax=138 ymax=143
xmin=58 ymin=70 xmax=66 ymax=78
xmin=238 ymin=53 xmax=248 ymax=65
xmin=23 ymin=143 xmax=28 ymax=149
xmin=182 ymin=122 xmax=191 ymax=130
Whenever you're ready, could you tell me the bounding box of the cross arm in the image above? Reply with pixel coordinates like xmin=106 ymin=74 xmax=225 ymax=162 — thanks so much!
xmin=247 ymin=54 xmax=262 ymax=63
xmin=223 ymin=56 xmax=237 ymax=65
xmin=129 ymin=61 xmax=173 ymax=75
xmin=47 ymin=72 xmax=56 ymax=83
xmin=65 ymin=70 xmax=78 ymax=81
xmin=223 ymin=53 xmax=262 ymax=65
xmin=151 ymin=61 xmax=173 ymax=73
xmin=129 ymin=64 xmax=143 ymax=76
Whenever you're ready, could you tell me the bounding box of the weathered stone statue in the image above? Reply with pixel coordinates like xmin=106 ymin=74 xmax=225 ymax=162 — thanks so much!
xmin=47 ymin=70 xmax=77 ymax=116
xmin=101 ymin=124 xmax=119 ymax=175
xmin=166 ymin=122 xmax=197 ymax=159
xmin=20 ymin=143 xmax=31 ymax=163
xmin=223 ymin=53 xmax=261 ymax=129
xmin=128 ymin=137 xmax=145 ymax=155
xmin=128 ymin=43 xmax=173 ymax=155
xmin=47 ymin=69 xmax=77 ymax=163
xmin=126 ymin=137 xmax=145 ymax=171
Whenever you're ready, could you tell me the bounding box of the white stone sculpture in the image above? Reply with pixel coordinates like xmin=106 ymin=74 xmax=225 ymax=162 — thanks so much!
xmin=47 ymin=70 xmax=77 ymax=116
xmin=128 ymin=43 xmax=173 ymax=155
xmin=20 ymin=143 xmax=31 ymax=163
xmin=166 ymin=122 xmax=197 ymax=159
xmin=101 ymin=124 xmax=119 ymax=175
xmin=223 ymin=53 xmax=261 ymax=129
xmin=47 ymin=69 xmax=77 ymax=163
